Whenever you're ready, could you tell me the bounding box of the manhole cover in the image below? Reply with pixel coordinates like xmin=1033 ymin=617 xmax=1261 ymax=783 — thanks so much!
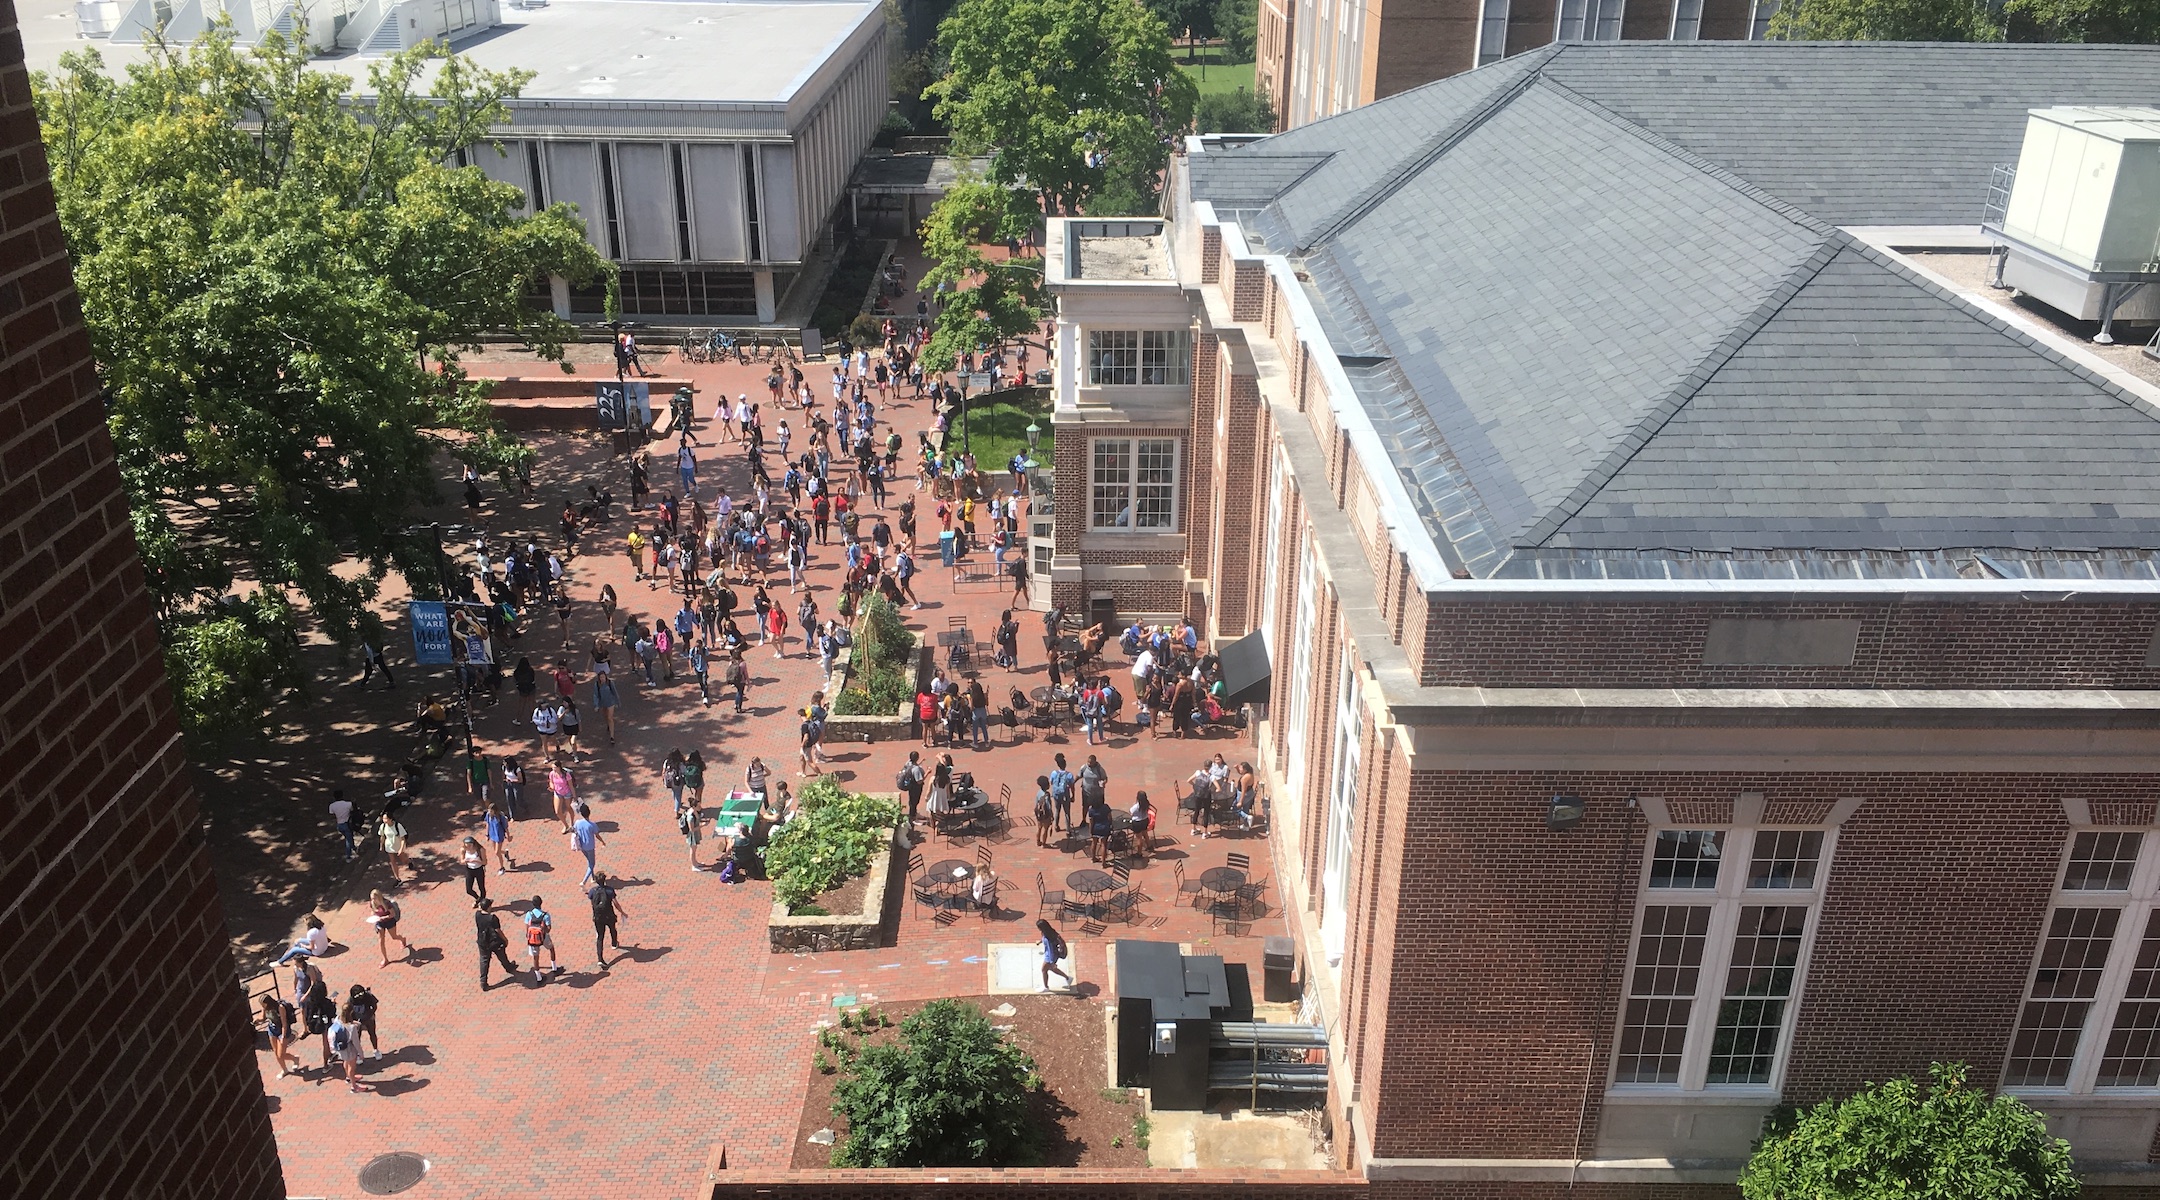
xmin=358 ymin=1152 xmax=428 ymax=1195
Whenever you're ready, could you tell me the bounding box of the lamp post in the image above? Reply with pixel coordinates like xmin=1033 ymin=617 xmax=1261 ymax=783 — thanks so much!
xmin=1025 ymin=421 xmax=1041 ymax=455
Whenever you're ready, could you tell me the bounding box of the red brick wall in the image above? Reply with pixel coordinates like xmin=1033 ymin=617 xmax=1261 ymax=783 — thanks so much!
xmin=1357 ymin=769 xmax=2148 ymax=1162
xmin=0 ymin=3 xmax=284 ymax=1195
xmin=1416 ymin=598 xmax=2160 ymax=690
xmin=708 ymin=1170 xmax=1366 ymax=1200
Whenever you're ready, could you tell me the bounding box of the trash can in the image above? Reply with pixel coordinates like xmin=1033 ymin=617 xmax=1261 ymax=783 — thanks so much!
xmin=1089 ymin=594 xmax=1117 ymax=634
xmin=939 ymin=530 xmax=956 ymax=568
xmin=1264 ymin=936 xmax=1297 ymax=1003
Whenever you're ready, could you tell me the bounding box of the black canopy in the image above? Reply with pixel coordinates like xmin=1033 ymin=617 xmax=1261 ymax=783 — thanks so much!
xmin=1217 ymin=629 xmax=1272 ymax=709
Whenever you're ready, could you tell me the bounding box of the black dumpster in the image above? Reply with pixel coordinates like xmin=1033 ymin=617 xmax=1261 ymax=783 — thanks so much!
xmin=1264 ymin=935 xmax=1297 ymax=1002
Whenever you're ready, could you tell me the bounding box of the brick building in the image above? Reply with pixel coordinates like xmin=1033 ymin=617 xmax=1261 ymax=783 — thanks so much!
xmin=1044 ymin=41 xmax=2160 ymax=1195
xmin=1256 ymin=0 xmax=1778 ymax=131
xmin=0 ymin=0 xmax=284 ymax=1194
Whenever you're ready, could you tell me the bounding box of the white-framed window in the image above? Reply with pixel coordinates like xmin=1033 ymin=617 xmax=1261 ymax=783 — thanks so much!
xmin=1670 ymin=0 xmax=1702 ymax=38
xmin=2005 ymin=830 xmax=2160 ymax=1093
xmin=1086 ymin=330 xmax=1188 ymax=386
xmin=1476 ymin=0 xmax=1510 ymax=67
xmin=1088 ymin=438 xmax=1178 ymax=531
xmin=1557 ymin=0 xmax=1624 ymax=39
xmin=1320 ymin=640 xmax=1360 ymax=965
xmin=1259 ymin=447 xmax=1288 ymax=651
xmin=1612 ymin=826 xmax=1834 ymax=1092
xmin=1280 ymin=536 xmax=1319 ymax=799
xmin=1749 ymin=0 xmax=1779 ymax=38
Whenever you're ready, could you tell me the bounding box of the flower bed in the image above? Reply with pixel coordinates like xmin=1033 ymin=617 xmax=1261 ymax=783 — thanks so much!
xmin=827 ymin=594 xmax=920 ymax=742
xmin=765 ymin=779 xmax=905 ymax=952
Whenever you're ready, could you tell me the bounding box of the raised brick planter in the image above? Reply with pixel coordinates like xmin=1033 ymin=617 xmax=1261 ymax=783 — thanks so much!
xmin=767 ymin=824 xmax=902 ymax=952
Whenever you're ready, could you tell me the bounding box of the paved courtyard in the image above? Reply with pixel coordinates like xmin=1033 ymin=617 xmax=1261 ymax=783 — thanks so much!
xmin=246 ymin=341 xmax=1287 ymax=1200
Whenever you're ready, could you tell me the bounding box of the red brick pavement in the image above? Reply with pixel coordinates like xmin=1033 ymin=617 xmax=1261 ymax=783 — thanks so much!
xmin=260 ymin=350 xmax=1284 ymax=1200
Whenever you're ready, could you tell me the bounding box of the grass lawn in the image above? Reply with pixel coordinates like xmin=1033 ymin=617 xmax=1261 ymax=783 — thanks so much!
xmin=1179 ymin=60 xmax=1256 ymax=98
xmin=950 ymin=390 xmax=1053 ymax=475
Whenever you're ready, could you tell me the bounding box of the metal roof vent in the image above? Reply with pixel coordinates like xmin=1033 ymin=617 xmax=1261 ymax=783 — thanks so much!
xmin=1982 ymin=106 xmax=2160 ymax=344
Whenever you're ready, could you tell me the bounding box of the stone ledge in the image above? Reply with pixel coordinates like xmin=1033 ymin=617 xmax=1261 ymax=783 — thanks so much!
xmin=767 ymin=825 xmax=900 ymax=953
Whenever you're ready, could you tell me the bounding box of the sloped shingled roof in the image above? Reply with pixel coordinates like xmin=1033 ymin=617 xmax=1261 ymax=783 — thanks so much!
xmin=1184 ymin=41 xmax=2160 ymax=575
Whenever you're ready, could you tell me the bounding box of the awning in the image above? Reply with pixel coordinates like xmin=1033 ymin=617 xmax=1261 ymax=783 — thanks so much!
xmin=1217 ymin=629 xmax=1272 ymax=709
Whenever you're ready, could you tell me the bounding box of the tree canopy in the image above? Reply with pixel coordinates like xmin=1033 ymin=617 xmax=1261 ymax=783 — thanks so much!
xmin=1195 ymin=85 xmax=1273 ymax=134
xmin=36 ymin=26 xmax=609 ymax=745
xmin=914 ymin=178 xmax=1045 ymax=376
xmin=1769 ymin=0 xmax=2002 ymax=39
xmin=926 ymin=0 xmax=1197 ymax=215
xmin=1214 ymin=0 xmax=1259 ymax=61
xmin=2004 ymin=0 xmax=2160 ymax=42
xmin=1739 ymin=1063 xmax=2077 ymax=1200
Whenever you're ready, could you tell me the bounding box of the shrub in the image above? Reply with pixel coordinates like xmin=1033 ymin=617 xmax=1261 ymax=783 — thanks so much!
xmin=764 ymin=778 xmax=903 ymax=911
xmin=1740 ymin=1062 xmax=2075 ymax=1200
xmin=831 ymin=1000 xmax=1041 ymax=1167
xmin=835 ymin=594 xmax=919 ymax=715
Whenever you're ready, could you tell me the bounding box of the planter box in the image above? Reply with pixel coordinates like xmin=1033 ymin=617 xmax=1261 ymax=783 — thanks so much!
xmin=767 ymin=824 xmax=903 ymax=953
xmin=820 ymin=621 xmax=926 ymax=744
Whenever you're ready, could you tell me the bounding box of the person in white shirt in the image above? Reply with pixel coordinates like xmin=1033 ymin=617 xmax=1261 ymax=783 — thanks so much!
xmin=328 ymin=789 xmax=357 ymax=860
xmin=274 ymin=914 xmax=331 ymax=965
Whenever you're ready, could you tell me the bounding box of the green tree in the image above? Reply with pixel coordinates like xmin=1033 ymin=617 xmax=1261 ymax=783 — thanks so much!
xmin=35 ymin=26 xmax=608 ymax=745
xmin=1146 ymin=0 xmax=1217 ymax=48
xmin=1769 ymin=0 xmax=2002 ymax=39
xmin=2005 ymin=0 xmax=2160 ymax=41
xmin=1740 ymin=1063 xmax=2077 ymax=1200
xmin=1214 ymin=0 xmax=1258 ymax=61
xmin=926 ymin=0 xmax=1198 ymax=214
xmin=831 ymin=999 xmax=1042 ymax=1166
xmin=915 ymin=177 xmax=1045 ymax=375
xmin=1195 ymin=85 xmax=1273 ymax=134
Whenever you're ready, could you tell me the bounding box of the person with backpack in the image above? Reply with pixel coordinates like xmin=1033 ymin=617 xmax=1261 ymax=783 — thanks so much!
xmin=475 ymin=903 xmax=520 ymax=989
xmin=1048 ymin=753 xmax=1076 ymax=832
xmin=485 ymin=799 xmax=515 ymax=873
xmin=678 ymin=792 xmax=706 ymax=871
xmin=367 ymin=889 xmax=411 ymax=967
xmin=260 ymin=992 xmax=301 ymax=1079
xmin=995 ymin=611 xmax=1019 ymax=670
xmin=346 ymin=983 xmax=382 ymax=1061
xmin=797 ymin=707 xmax=823 ymax=777
xmin=327 ymin=1004 xmax=368 ymax=1093
xmin=896 ymin=751 xmax=926 ymax=824
xmin=728 ymin=651 xmax=752 ymax=713
xmin=1036 ymin=919 xmax=1073 ymax=992
xmin=523 ymin=897 xmax=563 ymax=979
xmin=894 ymin=548 xmax=919 ymax=609
xmin=1033 ymin=775 xmax=1056 ymax=848
xmin=587 ymin=872 xmax=629 ymax=970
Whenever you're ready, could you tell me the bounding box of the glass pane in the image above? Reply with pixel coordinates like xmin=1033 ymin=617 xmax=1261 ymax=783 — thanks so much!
xmin=1649 ymin=830 xmax=1725 ymax=889
xmin=1087 ymin=330 xmax=1137 ymax=385
xmin=1747 ymin=830 xmax=1823 ymax=890
xmin=1090 ymin=441 xmax=1130 ymax=529
xmin=1135 ymin=439 xmax=1176 ymax=529
xmin=2005 ymin=907 xmax=2121 ymax=1086
xmin=2065 ymin=831 xmax=2144 ymax=891
xmin=2100 ymin=911 xmax=2160 ymax=1087
xmin=1706 ymin=906 xmax=1806 ymax=1085
xmin=1617 ymin=906 xmax=1711 ymax=1084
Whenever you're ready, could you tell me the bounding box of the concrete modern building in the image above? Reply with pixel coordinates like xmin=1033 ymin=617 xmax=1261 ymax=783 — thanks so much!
xmin=1256 ymin=0 xmax=1780 ymax=131
xmin=47 ymin=0 xmax=891 ymax=323
xmin=1045 ymin=40 xmax=2160 ymax=1194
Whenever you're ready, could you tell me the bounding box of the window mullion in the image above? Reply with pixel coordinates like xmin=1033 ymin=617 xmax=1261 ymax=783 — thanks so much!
xmin=1680 ymin=900 xmax=1743 ymax=1090
xmin=2075 ymin=898 xmax=2152 ymax=1093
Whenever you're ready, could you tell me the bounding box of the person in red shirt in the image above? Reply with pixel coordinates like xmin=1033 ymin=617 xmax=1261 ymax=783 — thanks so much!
xmin=553 ymin=662 xmax=577 ymax=698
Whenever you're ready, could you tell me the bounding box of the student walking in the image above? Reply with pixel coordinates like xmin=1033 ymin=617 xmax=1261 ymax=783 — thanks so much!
xmin=1048 ymin=754 xmax=1076 ymax=832
xmin=346 ymin=983 xmax=383 ymax=1061
xmin=328 ymin=789 xmax=356 ymax=861
xmin=261 ymin=993 xmax=301 ymax=1078
xmin=500 ymin=757 xmax=525 ymax=821
xmin=523 ymin=898 xmax=564 ymax=978
xmin=729 ymin=652 xmax=751 ymax=713
xmin=327 ymin=1004 xmax=368 ymax=1092
xmin=367 ymin=889 xmax=412 ymax=966
xmin=588 ymin=873 xmax=628 ymax=969
xmin=376 ymin=810 xmax=409 ymax=882
xmin=1036 ymin=919 xmax=1073 ymax=992
xmin=484 ymin=800 xmax=515 ymax=872
xmin=572 ymin=803 xmax=605 ymax=884
xmin=476 ymin=904 xmax=520 ymax=989
xmin=897 ymin=751 xmax=926 ymax=824
xmin=549 ymin=760 xmax=578 ymax=833
xmin=460 ymin=836 xmax=490 ymax=907
xmin=678 ymin=793 xmax=706 ymax=871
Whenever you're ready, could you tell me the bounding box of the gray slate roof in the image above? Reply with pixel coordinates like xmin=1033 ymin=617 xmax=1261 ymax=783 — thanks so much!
xmin=1182 ymin=41 xmax=2160 ymax=574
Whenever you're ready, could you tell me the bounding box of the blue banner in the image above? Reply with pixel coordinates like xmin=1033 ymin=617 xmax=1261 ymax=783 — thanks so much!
xmin=409 ymin=601 xmax=453 ymax=665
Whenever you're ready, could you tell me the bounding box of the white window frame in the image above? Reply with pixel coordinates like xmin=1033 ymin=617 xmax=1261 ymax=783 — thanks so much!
xmin=1476 ymin=0 xmax=1510 ymax=68
xmin=1086 ymin=330 xmax=1139 ymax=386
xmin=1087 ymin=437 xmax=1179 ymax=532
xmin=1670 ymin=0 xmax=1702 ymax=39
xmin=1087 ymin=329 xmax=1188 ymax=386
xmin=1320 ymin=640 xmax=1360 ymax=965
xmin=1259 ymin=447 xmax=1288 ymax=652
xmin=1280 ymin=536 xmax=1320 ymax=801
xmin=1749 ymin=0 xmax=1779 ymax=39
xmin=1609 ymin=824 xmax=1837 ymax=1096
xmin=1557 ymin=0 xmax=1624 ymax=40
xmin=2004 ymin=829 xmax=2160 ymax=1097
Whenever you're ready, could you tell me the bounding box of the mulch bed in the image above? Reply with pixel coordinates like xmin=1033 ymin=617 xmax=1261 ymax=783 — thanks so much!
xmin=802 ymin=870 xmax=870 ymax=915
xmin=791 ymin=994 xmax=1151 ymax=1168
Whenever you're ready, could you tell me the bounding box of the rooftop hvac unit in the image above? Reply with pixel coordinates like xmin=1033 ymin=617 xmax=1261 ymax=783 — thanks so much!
xmin=1984 ymin=106 xmax=2160 ymax=343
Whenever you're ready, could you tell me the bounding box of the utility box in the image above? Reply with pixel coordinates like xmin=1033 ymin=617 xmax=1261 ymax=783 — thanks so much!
xmin=1114 ymin=940 xmax=1231 ymax=1110
xmin=2001 ymin=107 xmax=2160 ymax=276
xmin=1263 ymin=936 xmax=1297 ymax=1003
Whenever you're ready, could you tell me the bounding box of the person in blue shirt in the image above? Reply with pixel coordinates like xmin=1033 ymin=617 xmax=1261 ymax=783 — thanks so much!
xmin=1047 ymin=753 xmax=1076 ymax=833
xmin=571 ymin=804 xmax=605 ymax=885
xmin=523 ymin=898 xmax=563 ymax=977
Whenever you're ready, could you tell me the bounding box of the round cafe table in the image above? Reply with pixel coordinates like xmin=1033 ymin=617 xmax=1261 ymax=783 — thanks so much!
xmin=1199 ymin=866 xmax=1246 ymax=901
xmin=1066 ymin=868 xmax=1117 ymax=917
xmin=926 ymin=859 xmax=974 ymax=896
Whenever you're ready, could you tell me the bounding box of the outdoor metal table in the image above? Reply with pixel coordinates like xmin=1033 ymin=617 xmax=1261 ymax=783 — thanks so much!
xmin=1199 ymin=866 xmax=1246 ymax=900
xmin=1067 ymin=869 xmax=1118 ymax=918
xmin=925 ymin=859 xmax=974 ymax=905
xmin=935 ymin=630 xmax=972 ymax=647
